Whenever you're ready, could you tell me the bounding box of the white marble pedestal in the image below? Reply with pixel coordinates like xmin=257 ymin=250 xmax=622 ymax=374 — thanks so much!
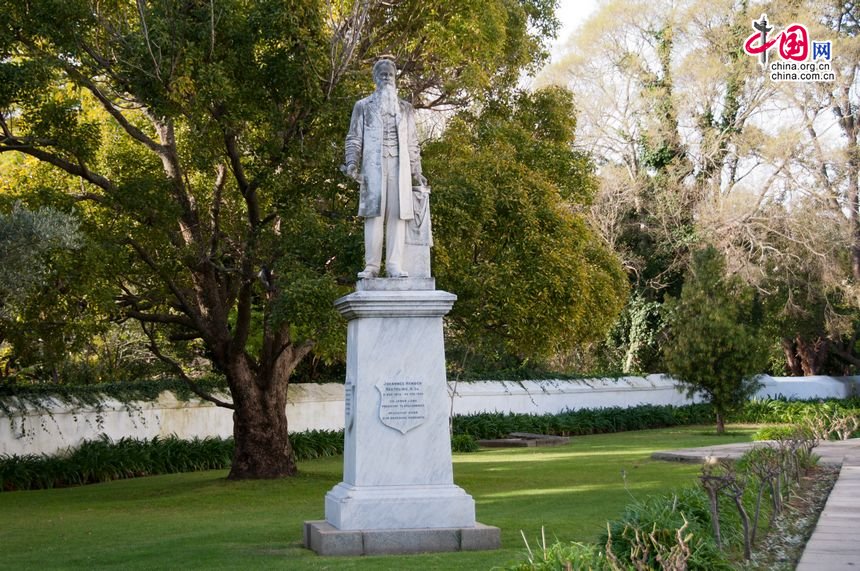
xmin=304 ymin=278 xmax=500 ymax=556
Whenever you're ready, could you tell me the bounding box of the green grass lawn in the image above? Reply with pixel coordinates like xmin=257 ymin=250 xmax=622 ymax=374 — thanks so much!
xmin=0 ymin=425 xmax=758 ymax=570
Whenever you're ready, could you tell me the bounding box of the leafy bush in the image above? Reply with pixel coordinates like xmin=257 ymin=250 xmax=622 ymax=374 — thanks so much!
xmin=752 ymin=425 xmax=802 ymax=441
xmin=290 ymin=429 xmax=345 ymax=460
xmin=604 ymin=487 xmax=731 ymax=571
xmin=732 ymin=397 xmax=860 ymax=424
xmin=451 ymin=434 xmax=479 ymax=453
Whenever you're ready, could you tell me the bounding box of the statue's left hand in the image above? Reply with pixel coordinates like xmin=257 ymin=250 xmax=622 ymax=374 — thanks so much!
xmin=341 ymin=163 xmax=360 ymax=181
xmin=413 ymin=173 xmax=428 ymax=188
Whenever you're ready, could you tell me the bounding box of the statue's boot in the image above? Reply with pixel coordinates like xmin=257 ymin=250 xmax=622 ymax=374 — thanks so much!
xmin=386 ymin=265 xmax=408 ymax=278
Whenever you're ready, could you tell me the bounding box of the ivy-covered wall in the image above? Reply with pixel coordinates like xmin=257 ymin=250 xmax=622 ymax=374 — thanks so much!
xmin=1 ymin=383 xmax=344 ymax=456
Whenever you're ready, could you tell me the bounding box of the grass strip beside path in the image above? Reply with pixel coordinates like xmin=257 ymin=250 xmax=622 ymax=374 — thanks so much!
xmin=0 ymin=426 xmax=757 ymax=570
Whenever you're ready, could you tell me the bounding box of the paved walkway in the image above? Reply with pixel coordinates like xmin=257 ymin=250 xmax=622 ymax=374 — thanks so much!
xmin=652 ymin=438 xmax=860 ymax=465
xmin=652 ymin=439 xmax=860 ymax=570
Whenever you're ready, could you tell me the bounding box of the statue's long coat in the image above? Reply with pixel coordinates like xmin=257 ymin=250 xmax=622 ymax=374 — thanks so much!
xmin=344 ymin=92 xmax=421 ymax=220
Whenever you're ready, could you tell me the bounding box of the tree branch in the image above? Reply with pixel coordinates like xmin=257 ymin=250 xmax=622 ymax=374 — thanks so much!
xmin=832 ymin=345 xmax=860 ymax=368
xmin=125 ymin=237 xmax=202 ymax=332
xmin=64 ymin=65 xmax=165 ymax=155
xmin=0 ymin=115 xmax=12 ymax=138
xmin=145 ymin=115 xmax=203 ymax=246
xmin=222 ymin=128 xmax=260 ymax=227
xmin=0 ymin=143 xmax=114 ymax=193
xmin=140 ymin=323 xmax=235 ymax=409
xmin=290 ymin=339 xmax=315 ymax=365
xmin=209 ymin=163 xmax=227 ymax=257
xmin=136 ymin=0 xmax=164 ymax=83
xmin=123 ymin=309 xmax=196 ymax=328
xmin=231 ymin=280 xmax=253 ymax=356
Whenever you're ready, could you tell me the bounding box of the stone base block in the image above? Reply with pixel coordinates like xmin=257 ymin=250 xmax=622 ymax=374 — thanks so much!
xmin=325 ymin=483 xmax=475 ymax=530
xmin=356 ymin=277 xmax=436 ymax=291
xmin=303 ymin=521 xmax=501 ymax=556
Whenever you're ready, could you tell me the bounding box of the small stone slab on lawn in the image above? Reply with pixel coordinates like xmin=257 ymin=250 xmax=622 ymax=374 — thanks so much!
xmin=477 ymin=433 xmax=570 ymax=448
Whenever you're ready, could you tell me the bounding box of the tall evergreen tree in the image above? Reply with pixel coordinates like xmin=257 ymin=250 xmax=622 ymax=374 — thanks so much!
xmin=663 ymin=246 xmax=769 ymax=434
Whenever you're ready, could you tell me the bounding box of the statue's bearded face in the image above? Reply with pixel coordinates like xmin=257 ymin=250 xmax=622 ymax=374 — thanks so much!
xmin=374 ymin=65 xmax=396 ymax=90
xmin=374 ymin=64 xmax=398 ymax=114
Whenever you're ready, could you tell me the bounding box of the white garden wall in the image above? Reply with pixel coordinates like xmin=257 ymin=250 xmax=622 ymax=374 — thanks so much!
xmin=0 ymin=383 xmax=344 ymax=457
xmin=2 ymin=375 xmax=858 ymax=456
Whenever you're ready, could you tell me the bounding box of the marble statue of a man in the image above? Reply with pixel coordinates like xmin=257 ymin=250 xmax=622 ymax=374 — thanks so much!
xmin=343 ymin=58 xmax=427 ymax=279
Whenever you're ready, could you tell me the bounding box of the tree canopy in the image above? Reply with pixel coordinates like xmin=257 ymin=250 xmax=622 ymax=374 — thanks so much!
xmin=0 ymin=0 xmax=566 ymax=478
xmin=425 ymin=87 xmax=627 ymax=363
xmin=545 ymin=0 xmax=860 ymax=375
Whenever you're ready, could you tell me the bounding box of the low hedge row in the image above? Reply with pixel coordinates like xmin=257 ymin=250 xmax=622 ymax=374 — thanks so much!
xmin=1 ymin=429 xmax=343 ymax=492
xmin=737 ymin=396 xmax=860 ymax=424
xmin=451 ymin=398 xmax=860 ymax=440
xmin=452 ymin=403 xmax=716 ymax=439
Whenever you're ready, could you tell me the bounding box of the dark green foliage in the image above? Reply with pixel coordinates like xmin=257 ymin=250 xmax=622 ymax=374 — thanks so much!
xmin=0 ymin=203 xmax=81 ymax=305
xmin=663 ymin=247 xmax=770 ymax=432
xmin=454 ymin=397 xmax=860 ymax=440
xmin=425 ymin=87 xmax=627 ymax=363
xmin=733 ymin=397 xmax=860 ymax=424
xmin=446 ymin=357 xmax=627 ymax=381
xmin=289 ymin=429 xmax=345 ymax=460
xmin=452 ymin=403 xmax=715 ymax=439
xmin=0 ymin=0 xmax=563 ymax=476
xmin=603 ymin=294 xmax=665 ymax=375
xmin=0 ymin=435 xmax=233 ymax=491
xmin=450 ymin=434 xmax=480 ymax=453
xmin=0 ymin=430 xmax=344 ymax=492
xmin=0 ymin=0 xmax=562 ymax=376
xmin=0 ymin=203 xmax=113 ymax=378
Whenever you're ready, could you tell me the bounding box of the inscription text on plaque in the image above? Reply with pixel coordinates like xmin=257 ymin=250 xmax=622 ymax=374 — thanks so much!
xmin=376 ymin=379 xmax=427 ymax=434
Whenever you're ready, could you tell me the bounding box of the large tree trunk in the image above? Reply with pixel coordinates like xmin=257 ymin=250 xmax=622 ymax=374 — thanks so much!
xmin=781 ymin=338 xmax=804 ymax=376
xmin=847 ymin=133 xmax=859 ymax=281
xmin=796 ymin=336 xmax=829 ymax=376
xmin=715 ymin=411 xmax=726 ymax=435
xmin=782 ymin=336 xmax=830 ymax=376
xmin=227 ymin=358 xmax=297 ymax=480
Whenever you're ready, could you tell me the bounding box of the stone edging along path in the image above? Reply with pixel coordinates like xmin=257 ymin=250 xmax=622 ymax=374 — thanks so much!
xmin=653 ymin=439 xmax=860 ymax=570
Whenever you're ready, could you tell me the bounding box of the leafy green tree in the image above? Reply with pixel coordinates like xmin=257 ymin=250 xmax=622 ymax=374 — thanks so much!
xmin=425 ymin=87 xmax=628 ymax=364
xmin=662 ymin=246 xmax=769 ymax=434
xmin=0 ymin=0 xmax=557 ymax=478
xmin=0 ymin=203 xmax=81 ymax=309
xmin=0 ymin=202 xmax=102 ymax=380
